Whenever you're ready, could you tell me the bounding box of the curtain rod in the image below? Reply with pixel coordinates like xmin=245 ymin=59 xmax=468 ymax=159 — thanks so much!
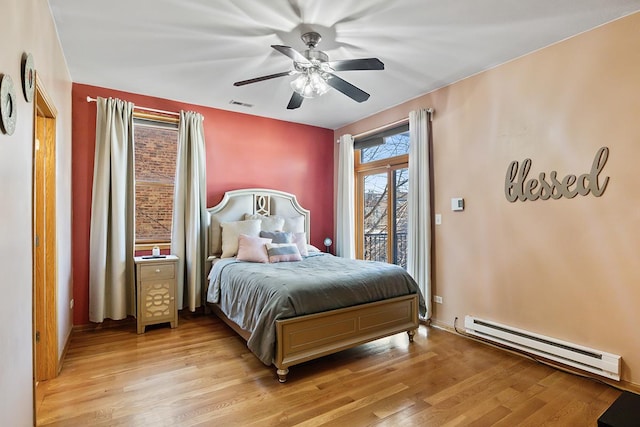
xmin=86 ymin=96 xmax=180 ymax=117
xmin=351 ymin=108 xmax=434 ymax=140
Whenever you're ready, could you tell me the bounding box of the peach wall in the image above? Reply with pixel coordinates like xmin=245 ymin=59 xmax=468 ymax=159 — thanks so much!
xmin=72 ymin=84 xmax=334 ymax=325
xmin=336 ymin=12 xmax=640 ymax=385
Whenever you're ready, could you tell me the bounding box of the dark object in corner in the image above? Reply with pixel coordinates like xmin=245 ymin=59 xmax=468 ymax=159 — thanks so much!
xmin=598 ymin=391 xmax=640 ymax=427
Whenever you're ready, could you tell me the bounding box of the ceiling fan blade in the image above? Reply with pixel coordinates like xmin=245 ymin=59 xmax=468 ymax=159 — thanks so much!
xmin=287 ymin=92 xmax=304 ymax=110
xmin=327 ymin=58 xmax=384 ymax=71
xmin=233 ymin=71 xmax=295 ymax=86
xmin=271 ymin=45 xmax=311 ymax=65
xmin=325 ymin=74 xmax=370 ymax=103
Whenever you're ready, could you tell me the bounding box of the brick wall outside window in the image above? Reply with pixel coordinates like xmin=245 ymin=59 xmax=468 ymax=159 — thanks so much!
xmin=134 ymin=124 xmax=178 ymax=243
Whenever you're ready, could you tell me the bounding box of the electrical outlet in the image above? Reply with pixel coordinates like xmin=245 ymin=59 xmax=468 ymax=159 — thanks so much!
xmin=435 ymin=214 xmax=442 ymax=225
xmin=433 ymin=295 xmax=443 ymax=304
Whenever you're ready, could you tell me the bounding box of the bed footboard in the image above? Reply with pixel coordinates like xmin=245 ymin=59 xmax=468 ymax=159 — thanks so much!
xmin=274 ymin=294 xmax=419 ymax=382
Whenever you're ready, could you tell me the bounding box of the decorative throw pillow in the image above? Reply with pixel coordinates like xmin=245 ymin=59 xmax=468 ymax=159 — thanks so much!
xmin=244 ymin=213 xmax=285 ymax=232
xmin=220 ymin=219 xmax=261 ymax=258
xmin=236 ymin=234 xmax=272 ymax=263
xmin=266 ymin=242 xmax=302 ymax=263
xmin=283 ymin=215 xmax=305 ymax=233
xmin=292 ymin=232 xmax=308 ymax=256
xmin=260 ymin=230 xmax=293 ymax=244
xmin=306 ymin=244 xmax=322 ymax=253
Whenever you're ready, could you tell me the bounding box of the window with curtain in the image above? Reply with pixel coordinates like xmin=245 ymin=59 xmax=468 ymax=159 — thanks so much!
xmin=355 ymin=124 xmax=409 ymax=267
xmin=133 ymin=117 xmax=179 ymax=246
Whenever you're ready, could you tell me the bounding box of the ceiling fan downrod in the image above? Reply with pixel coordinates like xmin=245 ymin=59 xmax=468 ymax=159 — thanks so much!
xmin=300 ymin=32 xmax=328 ymax=64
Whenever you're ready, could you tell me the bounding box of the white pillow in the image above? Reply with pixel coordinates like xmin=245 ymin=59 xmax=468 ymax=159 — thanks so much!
xmin=283 ymin=215 xmax=305 ymax=233
xmin=307 ymin=244 xmax=322 ymax=253
xmin=244 ymin=213 xmax=286 ymax=232
xmin=220 ymin=219 xmax=261 ymax=258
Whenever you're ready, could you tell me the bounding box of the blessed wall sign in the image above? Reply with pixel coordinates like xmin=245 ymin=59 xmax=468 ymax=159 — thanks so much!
xmin=505 ymin=146 xmax=609 ymax=202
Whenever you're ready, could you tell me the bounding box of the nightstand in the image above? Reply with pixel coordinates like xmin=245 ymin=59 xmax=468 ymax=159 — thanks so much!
xmin=134 ymin=255 xmax=179 ymax=334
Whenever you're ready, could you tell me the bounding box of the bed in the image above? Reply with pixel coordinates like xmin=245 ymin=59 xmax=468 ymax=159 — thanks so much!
xmin=204 ymin=188 xmax=426 ymax=382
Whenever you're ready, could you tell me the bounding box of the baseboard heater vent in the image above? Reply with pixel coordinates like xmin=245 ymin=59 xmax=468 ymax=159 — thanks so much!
xmin=464 ymin=316 xmax=621 ymax=380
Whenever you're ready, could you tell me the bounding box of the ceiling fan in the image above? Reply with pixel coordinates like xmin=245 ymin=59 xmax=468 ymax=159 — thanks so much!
xmin=233 ymin=31 xmax=384 ymax=110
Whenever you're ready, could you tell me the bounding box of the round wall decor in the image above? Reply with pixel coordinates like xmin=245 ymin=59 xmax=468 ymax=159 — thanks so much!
xmin=0 ymin=74 xmax=17 ymax=135
xmin=22 ymin=53 xmax=35 ymax=103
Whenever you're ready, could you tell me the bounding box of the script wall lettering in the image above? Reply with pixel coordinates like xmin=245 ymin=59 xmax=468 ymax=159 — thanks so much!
xmin=505 ymin=147 xmax=609 ymax=202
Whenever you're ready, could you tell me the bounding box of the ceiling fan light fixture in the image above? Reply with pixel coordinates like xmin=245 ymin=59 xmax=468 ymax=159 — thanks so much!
xmin=290 ymin=69 xmax=329 ymax=98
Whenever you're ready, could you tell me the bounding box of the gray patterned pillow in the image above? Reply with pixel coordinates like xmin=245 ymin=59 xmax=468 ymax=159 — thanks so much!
xmin=266 ymin=243 xmax=302 ymax=263
xmin=260 ymin=230 xmax=293 ymax=244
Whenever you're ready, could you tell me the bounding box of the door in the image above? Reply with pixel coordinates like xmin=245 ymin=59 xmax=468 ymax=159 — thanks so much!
xmin=354 ymin=123 xmax=410 ymax=267
xmin=33 ymin=81 xmax=58 ymax=416
xmin=357 ymin=166 xmax=409 ymax=267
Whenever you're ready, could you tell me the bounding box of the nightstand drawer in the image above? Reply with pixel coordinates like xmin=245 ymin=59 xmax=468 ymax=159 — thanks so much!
xmin=140 ymin=263 xmax=175 ymax=280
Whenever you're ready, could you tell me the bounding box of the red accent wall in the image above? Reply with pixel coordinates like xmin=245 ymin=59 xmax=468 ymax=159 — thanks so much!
xmin=72 ymin=83 xmax=334 ymax=325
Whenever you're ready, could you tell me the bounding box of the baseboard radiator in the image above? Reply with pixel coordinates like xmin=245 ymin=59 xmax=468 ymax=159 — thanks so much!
xmin=464 ymin=316 xmax=621 ymax=380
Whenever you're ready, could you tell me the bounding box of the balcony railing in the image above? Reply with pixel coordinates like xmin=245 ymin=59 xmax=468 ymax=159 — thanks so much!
xmin=364 ymin=232 xmax=407 ymax=268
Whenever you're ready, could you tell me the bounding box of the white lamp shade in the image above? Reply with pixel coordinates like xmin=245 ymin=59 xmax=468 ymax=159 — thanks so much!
xmin=291 ymin=70 xmax=329 ymax=98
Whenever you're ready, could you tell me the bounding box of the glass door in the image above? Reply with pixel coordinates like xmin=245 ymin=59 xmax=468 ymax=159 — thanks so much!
xmin=357 ymin=165 xmax=408 ymax=266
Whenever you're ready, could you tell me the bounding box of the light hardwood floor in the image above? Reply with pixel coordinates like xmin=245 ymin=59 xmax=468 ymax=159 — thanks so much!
xmin=37 ymin=312 xmax=620 ymax=426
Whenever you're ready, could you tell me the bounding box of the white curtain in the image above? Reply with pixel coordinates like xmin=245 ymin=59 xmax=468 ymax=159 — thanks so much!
xmin=171 ymin=111 xmax=207 ymax=311
xmin=408 ymin=109 xmax=432 ymax=319
xmin=336 ymin=134 xmax=355 ymax=258
xmin=89 ymin=97 xmax=135 ymax=322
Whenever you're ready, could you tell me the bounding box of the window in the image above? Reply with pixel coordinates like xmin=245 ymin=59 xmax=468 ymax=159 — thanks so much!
xmin=358 ymin=124 xmax=409 ymax=163
xmin=133 ymin=118 xmax=179 ymax=246
xmin=355 ymin=124 xmax=409 ymax=267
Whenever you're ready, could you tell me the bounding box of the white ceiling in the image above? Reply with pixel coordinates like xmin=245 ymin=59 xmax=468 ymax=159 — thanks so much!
xmin=49 ymin=0 xmax=640 ymax=129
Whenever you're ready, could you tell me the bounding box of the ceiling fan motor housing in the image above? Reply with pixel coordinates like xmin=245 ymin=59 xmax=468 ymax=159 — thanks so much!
xmin=301 ymin=31 xmax=322 ymax=48
xmin=304 ymin=49 xmax=328 ymax=63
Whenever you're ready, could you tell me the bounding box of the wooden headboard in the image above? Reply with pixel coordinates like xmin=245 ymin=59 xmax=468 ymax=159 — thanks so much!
xmin=206 ymin=188 xmax=310 ymax=259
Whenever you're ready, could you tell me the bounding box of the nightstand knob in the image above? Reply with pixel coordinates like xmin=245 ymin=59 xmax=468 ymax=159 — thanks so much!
xmin=155 ymin=269 xmax=161 ymax=273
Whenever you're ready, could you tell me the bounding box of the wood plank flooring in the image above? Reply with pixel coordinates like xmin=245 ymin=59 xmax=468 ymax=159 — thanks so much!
xmin=37 ymin=312 xmax=620 ymax=426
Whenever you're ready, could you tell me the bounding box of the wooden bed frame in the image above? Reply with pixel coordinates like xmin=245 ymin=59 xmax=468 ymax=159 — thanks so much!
xmin=205 ymin=188 xmax=419 ymax=382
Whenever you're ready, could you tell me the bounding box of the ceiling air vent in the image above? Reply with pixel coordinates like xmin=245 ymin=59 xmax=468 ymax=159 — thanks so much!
xmin=229 ymin=100 xmax=253 ymax=108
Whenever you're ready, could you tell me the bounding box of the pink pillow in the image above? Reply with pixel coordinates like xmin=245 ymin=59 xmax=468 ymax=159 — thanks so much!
xmin=236 ymin=234 xmax=272 ymax=263
xmin=292 ymin=232 xmax=308 ymax=256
